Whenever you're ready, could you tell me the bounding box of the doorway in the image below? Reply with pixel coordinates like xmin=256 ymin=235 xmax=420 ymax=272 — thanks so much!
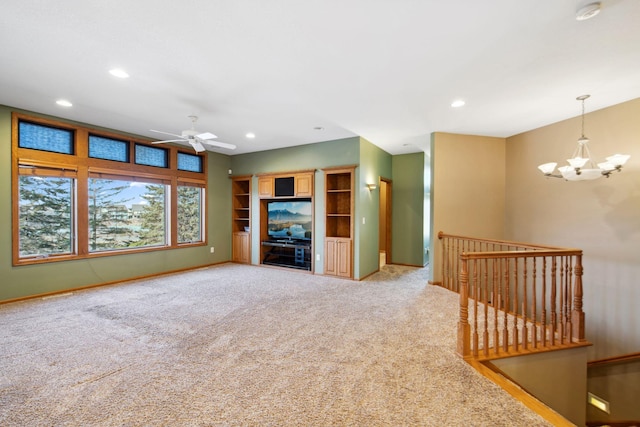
xmin=379 ymin=178 xmax=392 ymax=267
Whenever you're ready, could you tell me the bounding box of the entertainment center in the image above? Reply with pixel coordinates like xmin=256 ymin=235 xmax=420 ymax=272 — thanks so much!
xmin=231 ymin=166 xmax=355 ymax=278
xmin=258 ymin=171 xmax=315 ymax=272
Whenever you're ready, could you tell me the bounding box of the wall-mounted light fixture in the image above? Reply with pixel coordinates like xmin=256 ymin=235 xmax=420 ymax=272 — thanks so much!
xmin=366 ymin=183 xmax=377 ymax=191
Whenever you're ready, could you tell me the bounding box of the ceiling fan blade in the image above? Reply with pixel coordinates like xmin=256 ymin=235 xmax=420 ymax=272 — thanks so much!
xmin=196 ymin=132 xmax=218 ymax=140
xmin=152 ymin=139 xmax=185 ymax=144
xmin=150 ymin=129 xmax=183 ymax=139
xmin=201 ymin=140 xmax=237 ymax=150
xmin=189 ymin=140 xmax=206 ymax=153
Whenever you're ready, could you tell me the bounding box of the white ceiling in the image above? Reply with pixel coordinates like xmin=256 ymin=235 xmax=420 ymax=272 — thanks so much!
xmin=1 ymin=0 xmax=639 ymax=155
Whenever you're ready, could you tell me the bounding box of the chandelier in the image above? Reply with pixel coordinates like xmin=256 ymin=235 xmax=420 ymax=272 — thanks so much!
xmin=537 ymin=95 xmax=630 ymax=181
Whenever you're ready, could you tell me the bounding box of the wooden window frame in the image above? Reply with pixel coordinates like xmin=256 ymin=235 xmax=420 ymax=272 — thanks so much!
xmin=11 ymin=112 xmax=208 ymax=266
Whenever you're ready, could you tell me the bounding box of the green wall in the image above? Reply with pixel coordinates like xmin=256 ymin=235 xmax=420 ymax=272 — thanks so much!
xmin=230 ymin=137 xmax=362 ymax=275
xmin=229 ymin=138 xmax=360 ymax=176
xmin=0 ymin=106 xmax=232 ymax=302
xmin=357 ymin=138 xmax=393 ymax=278
xmin=391 ymin=153 xmax=427 ymax=267
xmin=230 ymin=137 xmax=426 ymax=277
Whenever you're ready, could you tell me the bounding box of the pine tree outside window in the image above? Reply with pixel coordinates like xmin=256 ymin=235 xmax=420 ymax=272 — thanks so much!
xmin=177 ymin=184 xmax=204 ymax=244
xmin=18 ymin=174 xmax=74 ymax=258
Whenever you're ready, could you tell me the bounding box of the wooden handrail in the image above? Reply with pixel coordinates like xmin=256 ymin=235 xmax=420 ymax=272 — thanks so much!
xmin=438 ymin=231 xmax=580 ymax=252
xmin=437 ymin=231 xmax=587 ymax=360
xmin=587 ymin=352 xmax=640 ymax=367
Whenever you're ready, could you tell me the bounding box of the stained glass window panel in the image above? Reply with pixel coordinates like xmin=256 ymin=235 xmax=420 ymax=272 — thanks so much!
xmin=18 ymin=121 xmax=74 ymax=154
xmin=89 ymin=135 xmax=129 ymax=162
xmin=135 ymin=144 xmax=168 ymax=168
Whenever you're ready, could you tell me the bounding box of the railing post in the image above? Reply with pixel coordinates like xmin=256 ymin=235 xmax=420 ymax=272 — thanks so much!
xmin=572 ymin=253 xmax=585 ymax=342
xmin=457 ymin=256 xmax=471 ymax=357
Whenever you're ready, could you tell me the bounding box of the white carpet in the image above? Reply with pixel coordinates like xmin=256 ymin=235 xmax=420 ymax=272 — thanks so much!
xmin=0 ymin=263 xmax=552 ymax=426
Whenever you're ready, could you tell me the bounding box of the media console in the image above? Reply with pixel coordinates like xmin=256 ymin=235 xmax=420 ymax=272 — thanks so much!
xmin=261 ymin=239 xmax=312 ymax=271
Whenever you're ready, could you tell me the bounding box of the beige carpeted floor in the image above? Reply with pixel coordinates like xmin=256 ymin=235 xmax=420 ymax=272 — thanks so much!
xmin=0 ymin=263 xmax=553 ymax=426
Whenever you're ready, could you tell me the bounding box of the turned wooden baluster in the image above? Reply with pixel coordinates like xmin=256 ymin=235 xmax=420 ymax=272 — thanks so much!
xmin=561 ymin=256 xmax=569 ymax=344
xmin=513 ymin=258 xmax=519 ymax=352
xmin=532 ymin=257 xmax=538 ymax=349
xmin=492 ymin=258 xmax=500 ymax=356
xmin=566 ymin=257 xmax=574 ymax=343
xmin=502 ymin=258 xmax=510 ymax=353
xmin=442 ymin=236 xmax=450 ymax=290
xmin=482 ymin=259 xmax=489 ymax=357
xmin=473 ymin=259 xmax=480 ymax=357
xmin=541 ymin=257 xmax=548 ymax=347
xmin=457 ymin=256 xmax=470 ymax=357
xmin=551 ymin=256 xmax=557 ymax=346
xmin=572 ymin=253 xmax=585 ymax=342
xmin=522 ymin=257 xmax=528 ymax=351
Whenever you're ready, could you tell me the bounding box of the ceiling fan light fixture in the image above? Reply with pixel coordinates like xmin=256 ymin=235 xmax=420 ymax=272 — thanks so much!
xmin=190 ymin=140 xmax=206 ymax=153
xmin=149 ymin=115 xmax=236 ymax=152
xmin=576 ymin=2 xmax=601 ymax=21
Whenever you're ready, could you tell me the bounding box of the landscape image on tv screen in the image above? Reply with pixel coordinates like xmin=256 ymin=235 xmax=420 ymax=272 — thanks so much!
xmin=267 ymin=200 xmax=312 ymax=239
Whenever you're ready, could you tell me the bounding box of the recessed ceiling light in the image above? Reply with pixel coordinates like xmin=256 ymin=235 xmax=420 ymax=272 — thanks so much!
xmin=245 ymin=132 xmax=256 ymax=139
xmin=56 ymin=99 xmax=73 ymax=107
xmin=576 ymin=2 xmax=601 ymax=21
xmin=109 ymin=68 xmax=129 ymax=78
xmin=451 ymin=99 xmax=466 ymax=108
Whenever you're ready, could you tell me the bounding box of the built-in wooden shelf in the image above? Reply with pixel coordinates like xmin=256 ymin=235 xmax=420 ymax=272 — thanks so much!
xmin=231 ymin=176 xmax=251 ymax=263
xmin=324 ymin=166 xmax=355 ymax=278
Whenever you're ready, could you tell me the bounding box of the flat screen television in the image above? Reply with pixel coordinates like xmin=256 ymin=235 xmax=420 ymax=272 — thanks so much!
xmin=267 ymin=199 xmax=312 ymax=240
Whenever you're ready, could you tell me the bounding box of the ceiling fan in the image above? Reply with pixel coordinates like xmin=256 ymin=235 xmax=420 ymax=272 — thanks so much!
xmin=150 ymin=115 xmax=236 ymax=153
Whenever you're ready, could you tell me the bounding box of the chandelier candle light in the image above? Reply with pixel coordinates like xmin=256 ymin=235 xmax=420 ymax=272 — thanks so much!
xmin=538 ymin=95 xmax=630 ymax=181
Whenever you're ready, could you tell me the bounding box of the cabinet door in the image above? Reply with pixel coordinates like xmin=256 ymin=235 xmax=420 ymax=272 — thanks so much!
xmin=258 ymin=177 xmax=273 ymax=198
xmin=295 ymin=173 xmax=313 ymax=197
xmin=335 ymin=238 xmax=352 ymax=278
xmin=325 ymin=237 xmax=352 ymax=278
xmin=233 ymin=232 xmax=250 ymax=263
xmin=325 ymin=238 xmax=337 ymax=275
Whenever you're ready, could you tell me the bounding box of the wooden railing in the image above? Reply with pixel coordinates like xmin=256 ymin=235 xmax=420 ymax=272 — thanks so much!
xmin=587 ymin=351 xmax=640 ymax=368
xmin=437 ymin=232 xmax=589 ymax=360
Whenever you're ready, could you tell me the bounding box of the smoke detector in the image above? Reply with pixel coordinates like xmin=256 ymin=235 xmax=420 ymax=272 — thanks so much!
xmin=576 ymin=2 xmax=601 ymax=21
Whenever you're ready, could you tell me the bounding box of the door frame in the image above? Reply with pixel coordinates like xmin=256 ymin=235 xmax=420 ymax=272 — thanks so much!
xmin=379 ymin=178 xmax=392 ymax=265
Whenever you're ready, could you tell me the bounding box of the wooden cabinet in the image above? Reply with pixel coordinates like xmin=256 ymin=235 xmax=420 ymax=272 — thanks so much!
xmin=325 ymin=237 xmax=352 ymax=277
xmin=258 ymin=177 xmax=273 ymax=198
xmin=324 ymin=167 xmax=355 ymax=278
xmin=231 ymin=176 xmax=251 ymax=264
xmin=295 ymin=173 xmax=313 ymax=197
xmin=232 ymin=232 xmax=250 ymax=264
xmin=257 ymin=171 xmax=314 ymax=198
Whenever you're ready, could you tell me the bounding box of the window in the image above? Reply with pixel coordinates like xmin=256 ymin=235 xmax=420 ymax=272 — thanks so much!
xmin=177 ymin=184 xmax=204 ymax=243
xmin=177 ymin=152 xmax=203 ymax=173
xmin=88 ymin=178 xmax=168 ymax=252
xmin=89 ymin=135 xmax=129 ymax=162
xmin=12 ymin=114 xmax=208 ymax=265
xmin=18 ymin=174 xmax=75 ymax=258
xmin=135 ymin=144 xmax=168 ymax=168
xmin=18 ymin=121 xmax=74 ymax=154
